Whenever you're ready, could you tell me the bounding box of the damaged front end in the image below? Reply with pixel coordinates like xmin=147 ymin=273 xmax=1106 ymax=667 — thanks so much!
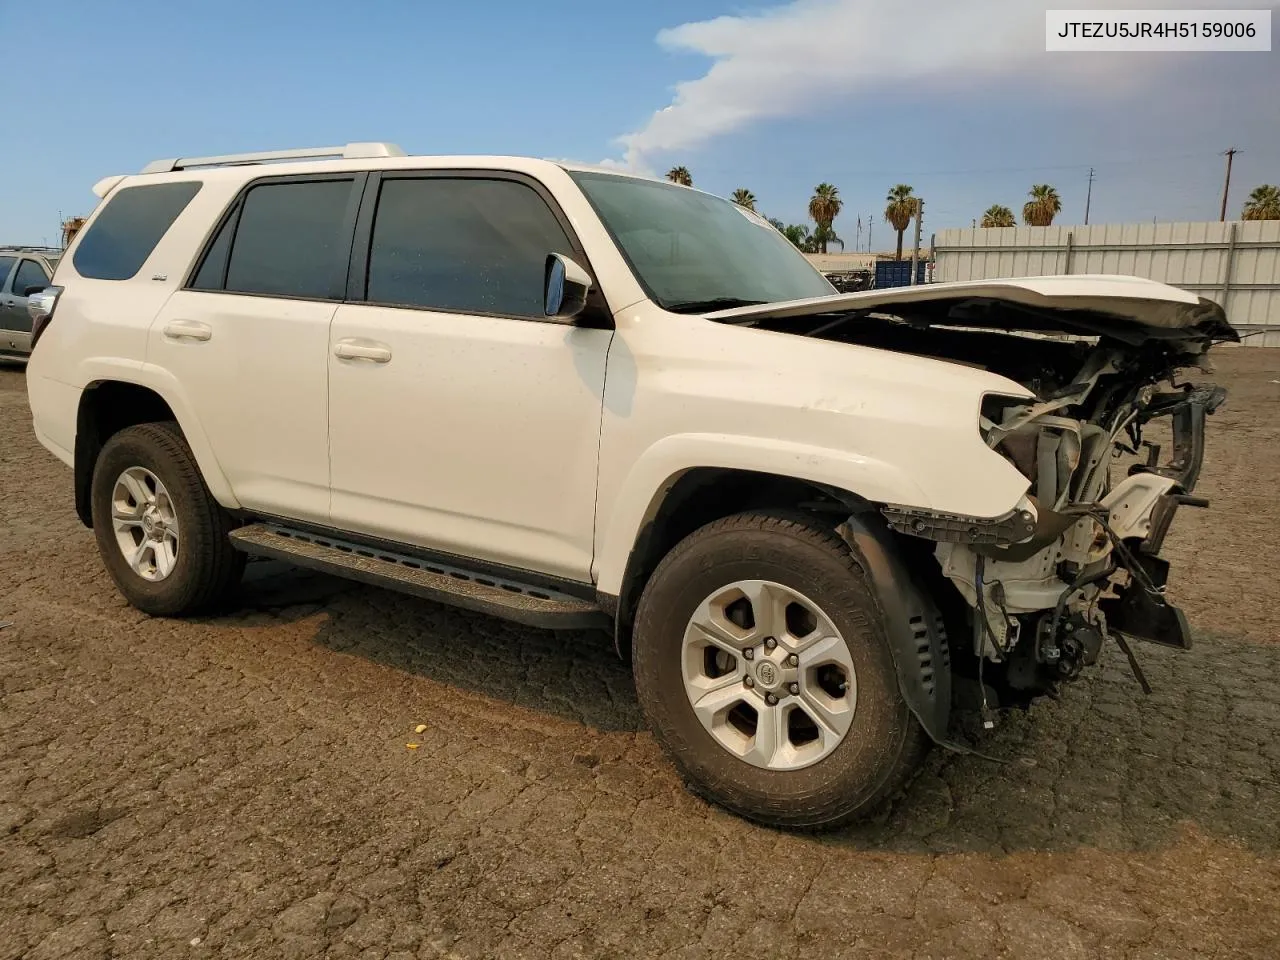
xmin=710 ymin=278 xmax=1238 ymax=716
xmin=881 ymin=321 xmax=1233 ymax=706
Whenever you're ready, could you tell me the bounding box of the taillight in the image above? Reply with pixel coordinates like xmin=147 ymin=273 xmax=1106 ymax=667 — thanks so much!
xmin=27 ymin=285 xmax=63 ymax=349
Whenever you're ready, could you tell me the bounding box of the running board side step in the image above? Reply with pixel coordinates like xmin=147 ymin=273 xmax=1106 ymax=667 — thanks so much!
xmin=228 ymin=524 xmax=610 ymax=630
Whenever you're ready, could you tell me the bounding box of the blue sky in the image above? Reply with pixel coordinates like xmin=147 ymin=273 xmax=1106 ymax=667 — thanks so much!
xmin=7 ymin=0 xmax=1280 ymax=246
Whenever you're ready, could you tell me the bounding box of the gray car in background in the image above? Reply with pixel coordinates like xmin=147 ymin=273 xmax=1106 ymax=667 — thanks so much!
xmin=0 ymin=247 xmax=59 ymax=361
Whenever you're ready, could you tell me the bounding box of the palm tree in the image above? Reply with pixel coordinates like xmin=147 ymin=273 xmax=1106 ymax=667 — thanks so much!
xmin=1023 ymin=184 xmax=1062 ymax=227
xmin=808 ymin=183 xmax=842 ymax=254
xmin=1242 ymin=185 xmax=1280 ymax=220
xmin=884 ymin=184 xmax=918 ymax=260
xmin=782 ymin=224 xmax=812 ymax=250
xmin=666 ymin=166 xmax=693 ymax=187
xmin=812 ymin=224 xmax=844 ymax=252
xmin=981 ymin=204 xmax=1016 ymax=228
xmin=731 ymin=188 xmax=756 ymax=211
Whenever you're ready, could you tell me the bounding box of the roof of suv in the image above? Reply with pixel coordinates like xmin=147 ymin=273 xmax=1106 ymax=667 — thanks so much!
xmin=94 ymin=142 xmax=677 ymax=198
xmin=0 ymin=247 xmax=60 ymax=264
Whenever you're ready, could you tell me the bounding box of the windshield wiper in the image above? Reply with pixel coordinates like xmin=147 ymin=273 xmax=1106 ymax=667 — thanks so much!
xmin=663 ymin=297 xmax=767 ymax=314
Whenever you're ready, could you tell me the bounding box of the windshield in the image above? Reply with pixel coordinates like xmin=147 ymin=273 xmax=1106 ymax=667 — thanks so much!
xmin=569 ymin=171 xmax=834 ymax=311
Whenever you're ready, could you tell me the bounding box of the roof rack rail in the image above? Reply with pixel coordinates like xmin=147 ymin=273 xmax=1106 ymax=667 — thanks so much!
xmin=141 ymin=141 xmax=406 ymax=174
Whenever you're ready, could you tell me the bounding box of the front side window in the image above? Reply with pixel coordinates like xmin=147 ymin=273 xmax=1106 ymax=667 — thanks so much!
xmin=569 ymin=171 xmax=834 ymax=311
xmin=72 ymin=181 xmax=202 ymax=281
xmin=0 ymin=256 xmax=16 ymax=291
xmin=365 ymin=177 xmax=575 ymax=317
xmin=220 ymin=179 xmax=355 ymax=299
xmin=13 ymin=259 xmax=49 ymax=296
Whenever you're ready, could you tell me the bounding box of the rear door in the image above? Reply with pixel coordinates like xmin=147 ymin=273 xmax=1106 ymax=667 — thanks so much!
xmin=326 ymin=172 xmax=613 ymax=581
xmin=149 ymin=174 xmax=363 ymax=523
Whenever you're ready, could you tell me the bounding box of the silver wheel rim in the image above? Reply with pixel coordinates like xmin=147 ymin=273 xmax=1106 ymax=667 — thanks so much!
xmin=681 ymin=580 xmax=858 ymax=771
xmin=110 ymin=466 xmax=180 ymax=582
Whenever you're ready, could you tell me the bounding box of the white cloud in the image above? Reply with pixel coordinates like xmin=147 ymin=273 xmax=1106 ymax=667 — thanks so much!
xmin=614 ymin=0 xmax=1260 ymax=167
xmin=542 ymin=155 xmax=657 ymax=177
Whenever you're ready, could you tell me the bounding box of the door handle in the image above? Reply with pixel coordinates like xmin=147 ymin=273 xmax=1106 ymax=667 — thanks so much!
xmin=333 ymin=339 xmax=391 ymax=363
xmin=162 ymin=319 xmax=213 ymax=342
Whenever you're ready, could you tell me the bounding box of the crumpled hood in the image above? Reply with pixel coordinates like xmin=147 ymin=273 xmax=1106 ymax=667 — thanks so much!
xmin=704 ymin=274 xmax=1239 ymax=345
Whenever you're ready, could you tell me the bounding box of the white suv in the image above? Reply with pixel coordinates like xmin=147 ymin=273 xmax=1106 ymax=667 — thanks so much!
xmin=27 ymin=142 xmax=1238 ymax=828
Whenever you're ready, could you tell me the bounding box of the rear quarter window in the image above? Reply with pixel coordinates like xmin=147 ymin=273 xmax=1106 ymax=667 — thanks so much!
xmin=73 ymin=181 xmax=202 ymax=281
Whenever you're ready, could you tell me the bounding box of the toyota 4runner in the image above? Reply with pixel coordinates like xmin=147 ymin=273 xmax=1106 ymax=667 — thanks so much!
xmin=25 ymin=142 xmax=1238 ymax=828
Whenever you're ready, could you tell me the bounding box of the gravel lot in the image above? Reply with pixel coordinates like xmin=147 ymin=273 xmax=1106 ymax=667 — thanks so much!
xmin=2 ymin=349 xmax=1279 ymax=960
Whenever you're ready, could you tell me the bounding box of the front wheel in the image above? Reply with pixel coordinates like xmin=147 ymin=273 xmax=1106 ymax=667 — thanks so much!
xmin=632 ymin=512 xmax=926 ymax=829
xmin=90 ymin=421 xmax=245 ymax=616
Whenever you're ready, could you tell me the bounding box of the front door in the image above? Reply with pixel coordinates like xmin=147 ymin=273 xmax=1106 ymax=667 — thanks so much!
xmin=0 ymin=257 xmax=49 ymax=349
xmin=327 ymin=173 xmax=612 ymax=582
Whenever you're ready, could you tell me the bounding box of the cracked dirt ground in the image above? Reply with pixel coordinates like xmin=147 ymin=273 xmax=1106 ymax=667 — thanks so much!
xmin=2 ymin=349 xmax=1280 ymax=960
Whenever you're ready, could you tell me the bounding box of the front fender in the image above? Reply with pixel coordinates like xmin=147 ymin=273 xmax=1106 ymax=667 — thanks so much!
xmin=592 ymin=432 xmax=930 ymax=596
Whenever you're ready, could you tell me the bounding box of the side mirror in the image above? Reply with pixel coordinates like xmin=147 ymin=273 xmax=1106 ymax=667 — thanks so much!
xmin=23 ymin=285 xmax=47 ymax=298
xmin=544 ymin=253 xmax=592 ymax=322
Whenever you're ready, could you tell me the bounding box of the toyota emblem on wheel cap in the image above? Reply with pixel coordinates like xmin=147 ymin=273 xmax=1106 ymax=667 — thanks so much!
xmin=756 ymin=661 xmax=777 ymax=687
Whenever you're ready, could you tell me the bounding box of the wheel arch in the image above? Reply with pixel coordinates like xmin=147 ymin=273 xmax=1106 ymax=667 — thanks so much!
xmin=598 ymin=459 xmax=957 ymax=751
xmin=594 ymin=434 xmax=929 ymax=606
xmin=73 ymin=373 xmax=238 ymax=527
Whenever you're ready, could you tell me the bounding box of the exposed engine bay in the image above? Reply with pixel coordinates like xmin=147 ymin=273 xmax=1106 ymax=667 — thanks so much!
xmin=718 ymin=284 xmax=1239 ymax=709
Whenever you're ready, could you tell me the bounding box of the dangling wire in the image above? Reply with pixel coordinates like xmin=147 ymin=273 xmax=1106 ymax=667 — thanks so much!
xmin=974 ymin=555 xmax=996 ymax=729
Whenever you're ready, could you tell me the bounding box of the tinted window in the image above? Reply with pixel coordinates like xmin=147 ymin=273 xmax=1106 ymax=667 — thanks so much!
xmin=13 ymin=259 xmax=48 ymax=296
xmin=0 ymin=256 xmax=15 ymax=290
xmin=223 ymin=180 xmax=353 ymax=299
xmin=73 ymin=181 xmax=202 ymax=280
xmin=366 ymin=177 xmax=575 ymax=317
xmin=190 ymin=213 xmax=234 ymax=291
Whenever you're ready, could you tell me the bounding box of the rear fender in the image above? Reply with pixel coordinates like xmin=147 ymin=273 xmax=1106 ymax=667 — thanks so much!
xmin=73 ymin=360 xmax=239 ymax=522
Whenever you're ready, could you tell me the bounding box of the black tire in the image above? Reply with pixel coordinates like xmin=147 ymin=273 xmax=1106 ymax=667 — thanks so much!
xmin=90 ymin=421 xmax=245 ymax=616
xmin=632 ymin=511 xmax=927 ymax=830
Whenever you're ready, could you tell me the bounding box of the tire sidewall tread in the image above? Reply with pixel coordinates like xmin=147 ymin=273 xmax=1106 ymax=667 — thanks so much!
xmin=90 ymin=421 xmax=243 ymax=616
xmin=632 ymin=510 xmax=926 ymax=830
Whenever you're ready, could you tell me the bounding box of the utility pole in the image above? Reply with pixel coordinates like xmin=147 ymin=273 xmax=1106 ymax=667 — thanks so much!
xmin=1084 ymin=168 xmax=1095 ymax=225
xmin=1220 ymin=147 xmax=1239 ymax=222
xmin=867 ymin=217 xmax=874 ymax=253
xmin=909 ymin=199 xmax=924 ymax=286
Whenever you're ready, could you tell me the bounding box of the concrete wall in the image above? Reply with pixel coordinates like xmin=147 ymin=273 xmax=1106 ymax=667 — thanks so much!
xmin=934 ymin=221 xmax=1280 ymax=346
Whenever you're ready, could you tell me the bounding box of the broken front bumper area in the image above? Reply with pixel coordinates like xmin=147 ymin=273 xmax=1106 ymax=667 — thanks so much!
xmin=883 ymin=380 xmax=1226 ymax=660
xmin=1099 ymin=382 xmax=1227 ymax=652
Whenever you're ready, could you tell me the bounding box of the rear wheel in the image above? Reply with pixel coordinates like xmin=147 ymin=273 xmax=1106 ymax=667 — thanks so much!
xmin=90 ymin=422 xmax=244 ymax=616
xmin=632 ymin=512 xmax=926 ymax=829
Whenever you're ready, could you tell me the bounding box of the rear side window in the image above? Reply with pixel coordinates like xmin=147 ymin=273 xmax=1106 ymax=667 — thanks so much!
xmin=365 ymin=177 xmax=575 ymax=317
xmin=0 ymin=256 xmax=16 ymax=290
xmin=201 ymin=179 xmax=354 ymax=300
xmin=73 ymin=181 xmax=202 ymax=280
xmin=13 ymin=259 xmax=49 ymax=296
